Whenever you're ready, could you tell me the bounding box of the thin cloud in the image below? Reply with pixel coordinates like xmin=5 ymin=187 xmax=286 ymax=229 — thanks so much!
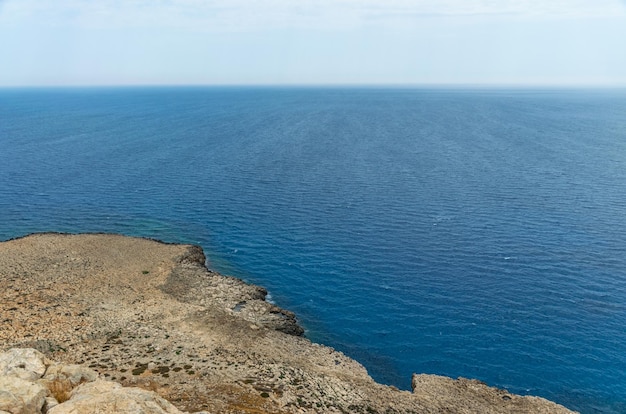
xmin=1 ymin=0 xmax=625 ymax=31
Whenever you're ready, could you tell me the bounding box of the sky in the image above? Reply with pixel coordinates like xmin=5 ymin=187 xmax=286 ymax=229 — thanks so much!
xmin=1 ymin=0 xmax=626 ymax=86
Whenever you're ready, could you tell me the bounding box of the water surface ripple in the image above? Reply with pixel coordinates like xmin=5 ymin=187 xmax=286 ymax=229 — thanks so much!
xmin=1 ymin=87 xmax=626 ymax=413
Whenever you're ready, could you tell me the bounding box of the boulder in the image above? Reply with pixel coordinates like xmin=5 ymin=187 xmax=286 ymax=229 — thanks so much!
xmin=0 ymin=349 xmax=47 ymax=381
xmin=48 ymin=380 xmax=184 ymax=414
xmin=44 ymin=396 xmax=59 ymax=412
xmin=42 ymin=364 xmax=98 ymax=386
xmin=0 ymin=376 xmax=47 ymax=414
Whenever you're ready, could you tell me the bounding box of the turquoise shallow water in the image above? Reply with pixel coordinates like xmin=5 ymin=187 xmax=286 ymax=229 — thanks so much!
xmin=1 ymin=87 xmax=626 ymax=413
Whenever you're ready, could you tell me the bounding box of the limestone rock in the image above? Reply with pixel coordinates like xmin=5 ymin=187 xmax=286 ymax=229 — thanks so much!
xmin=0 ymin=348 xmax=47 ymax=382
xmin=411 ymin=374 xmax=575 ymax=414
xmin=44 ymin=396 xmax=59 ymax=412
xmin=0 ymin=376 xmax=47 ymax=414
xmin=0 ymin=234 xmax=577 ymax=414
xmin=48 ymin=380 xmax=184 ymax=414
xmin=42 ymin=364 xmax=98 ymax=386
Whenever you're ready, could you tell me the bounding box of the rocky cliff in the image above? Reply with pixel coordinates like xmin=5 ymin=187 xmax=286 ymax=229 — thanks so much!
xmin=0 ymin=233 xmax=576 ymax=413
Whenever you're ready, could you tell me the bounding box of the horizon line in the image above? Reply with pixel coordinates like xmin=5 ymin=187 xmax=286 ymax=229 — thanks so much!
xmin=2 ymin=82 xmax=626 ymax=90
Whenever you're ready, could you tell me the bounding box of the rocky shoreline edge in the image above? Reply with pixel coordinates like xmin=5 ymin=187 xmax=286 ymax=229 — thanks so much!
xmin=0 ymin=233 xmax=576 ymax=413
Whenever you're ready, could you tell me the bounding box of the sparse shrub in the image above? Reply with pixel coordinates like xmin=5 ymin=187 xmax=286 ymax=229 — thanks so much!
xmin=47 ymin=379 xmax=73 ymax=403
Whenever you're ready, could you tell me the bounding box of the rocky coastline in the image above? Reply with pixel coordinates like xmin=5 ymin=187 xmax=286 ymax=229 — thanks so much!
xmin=0 ymin=233 xmax=577 ymax=413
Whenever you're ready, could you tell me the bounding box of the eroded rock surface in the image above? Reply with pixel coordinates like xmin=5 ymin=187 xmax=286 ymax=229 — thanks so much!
xmin=42 ymin=363 xmax=98 ymax=387
xmin=0 ymin=348 xmax=47 ymax=382
xmin=0 ymin=233 xmax=578 ymax=413
xmin=0 ymin=376 xmax=47 ymax=414
xmin=0 ymin=347 xmax=189 ymax=414
xmin=48 ymin=380 xmax=184 ymax=414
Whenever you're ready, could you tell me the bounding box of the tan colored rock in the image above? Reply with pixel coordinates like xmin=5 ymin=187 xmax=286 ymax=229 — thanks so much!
xmin=42 ymin=364 xmax=98 ymax=386
xmin=0 ymin=348 xmax=47 ymax=382
xmin=48 ymin=380 xmax=184 ymax=414
xmin=411 ymin=374 xmax=574 ymax=414
xmin=43 ymin=396 xmax=59 ymax=412
xmin=0 ymin=376 xmax=47 ymax=414
xmin=0 ymin=234 xmax=578 ymax=414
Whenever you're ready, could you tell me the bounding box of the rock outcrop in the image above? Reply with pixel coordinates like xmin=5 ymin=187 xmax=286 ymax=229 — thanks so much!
xmin=0 ymin=233 xmax=577 ymax=413
xmin=0 ymin=347 xmax=193 ymax=414
xmin=0 ymin=375 xmax=47 ymax=414
xmin=48 ymin=380 xmax=184 ymax=414
xmin=0 ymin=348 xmax=48 ymax=382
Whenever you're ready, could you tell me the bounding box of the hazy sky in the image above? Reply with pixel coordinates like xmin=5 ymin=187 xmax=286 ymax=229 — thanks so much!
xmin=1 ymin=0 xmax=626 ymax=86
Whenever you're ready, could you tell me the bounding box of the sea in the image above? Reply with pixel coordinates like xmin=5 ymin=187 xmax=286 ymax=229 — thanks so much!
xmin=1 ymin=87 xmax=625 ymax=413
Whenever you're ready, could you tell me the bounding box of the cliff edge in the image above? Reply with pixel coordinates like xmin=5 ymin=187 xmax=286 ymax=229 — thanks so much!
xmin=0 ymin=233 xmax=576 ymax=413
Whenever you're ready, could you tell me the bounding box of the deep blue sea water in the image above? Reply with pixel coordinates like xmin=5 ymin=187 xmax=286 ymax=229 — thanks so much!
xmin=1 ymin=87 xmax=626 ymax=413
